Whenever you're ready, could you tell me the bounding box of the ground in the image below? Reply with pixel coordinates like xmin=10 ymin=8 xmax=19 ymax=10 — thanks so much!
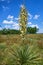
xmin=0 ymin=34 xmax=43 ymax=65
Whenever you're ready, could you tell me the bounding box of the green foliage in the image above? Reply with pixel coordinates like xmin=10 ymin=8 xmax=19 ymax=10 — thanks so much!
xmin=0 ymin=41 xmax=43 ymax=65
xmin=0 ymin=29 xmax=21 ymax=35
xmin=0 ymin=27 xmax=39 ymax=34
xmin=27 ymin=27 xmax=39 ymax=34
xmin=0 ymin=44 xmax=42 ymax=65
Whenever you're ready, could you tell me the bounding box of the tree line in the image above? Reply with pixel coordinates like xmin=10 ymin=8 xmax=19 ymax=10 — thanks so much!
xmin=0 ymin=27 xmax=38 ymax=34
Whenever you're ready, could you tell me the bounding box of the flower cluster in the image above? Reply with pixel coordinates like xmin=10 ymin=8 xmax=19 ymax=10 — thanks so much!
xmin=19 ymin=5 xmax=28 ymax=38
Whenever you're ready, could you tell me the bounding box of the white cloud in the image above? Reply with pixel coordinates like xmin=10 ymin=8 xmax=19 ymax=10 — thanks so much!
xmin=33 ymin=15 xmax=40 ymax=20
xmin=5 ymin=22 xmax=19 ymax=30
xmin=5 ymin=25 xmax=11 ymax=29
xmin=28 ymin=13 xmax=40 ymax=20
xmin=3 ymin=15 xmax=14 ymax=24
xmin=3 ymin=20 xmax=14 ymax=24
xmin=12 ymin=26 xmax=19 ymax=30
xmin=28 ymin=22 xmax=32 ymax=25
xmin=28 ymin=13 xmax=33 ymax=19
xmin=15 ymin=17 xmax=20 ymax=20
xmin=3 ymin=21 xmax=19 ymax=30
xmin=3 ymin=18 xmax=19 ymax=30
xmin=3 ymin=14 xmax=20 ymax=30
xmin=38 ymin=29 xmax=43 ymax=33
xmin=12 ymin=22 xmax=19 ymax=30
xmin=20 ymin=4 xmax=24 ymax=8
xmin=13 ymin=22 xmax=19 ymax=26
xmin=30 ymin=24 xmax=39 ymax=28
xmin=0 ymin=27 xmax=2 ymax=30
xmin=7 ymin=15 xmax=14 ymax=20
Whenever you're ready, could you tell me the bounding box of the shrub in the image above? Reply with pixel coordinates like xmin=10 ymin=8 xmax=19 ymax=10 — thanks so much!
xmin=5 ymin=44 xmax=43 ymax=65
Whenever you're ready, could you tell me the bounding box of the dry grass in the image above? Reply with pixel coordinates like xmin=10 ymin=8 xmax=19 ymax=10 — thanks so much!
xmin=0 ymin=34 xmax=43 ymax=48
xmin=0 ymin=34 xmax=43 ymax=65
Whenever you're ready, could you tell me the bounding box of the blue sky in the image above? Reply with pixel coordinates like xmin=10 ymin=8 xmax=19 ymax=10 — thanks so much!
xmin=0 ymin=0 xmax=43 ymax=33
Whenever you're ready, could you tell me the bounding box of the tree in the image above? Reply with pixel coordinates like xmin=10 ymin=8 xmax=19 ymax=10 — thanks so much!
xmin=0 ymin=28 xmax=21 ymax=34
xmin=2 ymin=28 xmax=8 ymax=34
xmin=27 ymin=27 xmax=39 ymax=34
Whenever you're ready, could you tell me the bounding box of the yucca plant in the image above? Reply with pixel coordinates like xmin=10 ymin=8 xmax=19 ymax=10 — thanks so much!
xmin=0 ymin=44 xmax=42 ymax=65
xmin=10 ymin=4 xmax=42 ymax=65
xmin=0 ymin=4 xmax=43 ymax=65
xmin=6 ymin=44 xmax=42 ymax=65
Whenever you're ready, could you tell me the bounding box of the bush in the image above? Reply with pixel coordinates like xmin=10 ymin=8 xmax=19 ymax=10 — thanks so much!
xmin=27 ymin=27 xmax=39 ymax=34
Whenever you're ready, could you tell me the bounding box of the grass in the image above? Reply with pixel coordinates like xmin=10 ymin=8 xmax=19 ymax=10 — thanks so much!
xmin=0 ymin=34 xmax=43 ymax=48
xmin=0 ymin=34 xmax=43 ymax=65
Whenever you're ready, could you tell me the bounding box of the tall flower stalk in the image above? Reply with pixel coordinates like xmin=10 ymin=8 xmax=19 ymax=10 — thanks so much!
xmin=19 ymin=5 xmax=28 ymax=43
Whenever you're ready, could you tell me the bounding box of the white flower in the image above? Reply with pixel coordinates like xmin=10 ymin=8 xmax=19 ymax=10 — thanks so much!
xmin=21 ymin=31 xmax=24 ymax=33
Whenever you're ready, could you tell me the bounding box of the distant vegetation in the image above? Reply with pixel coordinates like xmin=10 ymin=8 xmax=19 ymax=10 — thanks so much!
xmin=0 ymin=28 xmax=21 ymax=34
xmin=0 ymin=27 xmax=39 ymax=34
xmin=27 ymin=27 xmax=39 ymax=34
